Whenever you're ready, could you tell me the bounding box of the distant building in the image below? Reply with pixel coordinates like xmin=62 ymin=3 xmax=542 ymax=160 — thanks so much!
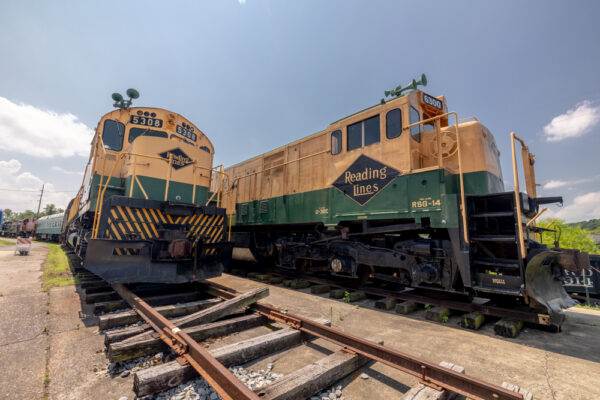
xmin=589 ymin=233 xmax=600 ymax=246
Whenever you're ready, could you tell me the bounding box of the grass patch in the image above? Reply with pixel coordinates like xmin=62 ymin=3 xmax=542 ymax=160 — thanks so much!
xmin=0 ymin=239 xmax=14 ymax=246
xmin=576 ymin=303 xmax=600 ymax=311
xmin=41 ymin=244 xmax=76 ymax=292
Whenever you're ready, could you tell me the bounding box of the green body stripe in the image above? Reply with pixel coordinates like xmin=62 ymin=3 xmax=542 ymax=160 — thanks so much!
xmin=234 ymin=169 xmax=503 ymax=229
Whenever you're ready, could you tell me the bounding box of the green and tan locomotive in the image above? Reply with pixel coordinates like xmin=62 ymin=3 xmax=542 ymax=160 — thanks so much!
xmin=63 ymin=90 xmax=232 ymax=283
xmin=222 ymin=75 xmax=589 ymax=324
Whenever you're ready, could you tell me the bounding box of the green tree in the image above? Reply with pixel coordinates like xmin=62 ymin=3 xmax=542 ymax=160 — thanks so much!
xmin=43 ymin=204 xmax=58 ymax=216
xmin=538 ymin=219 xmax=600 ymax=254
xmin=2 ymin=209 xmax=14 ymax=219
xmin=15 ymin=210 xmax=35 ymax=219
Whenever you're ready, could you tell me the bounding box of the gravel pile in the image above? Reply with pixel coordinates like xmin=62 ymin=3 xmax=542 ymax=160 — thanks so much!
xmin=97 ymin=307 xmax=131 ymax=316
xmin=310 ymin=384 xmax=344 ymax=400
xmin=144 ymin=363 xmax=283 ymax=400
xmin=100 ymin=320 xmax=143 ymax=334
xmin=107 ymin=352 xmax=166 ymax=377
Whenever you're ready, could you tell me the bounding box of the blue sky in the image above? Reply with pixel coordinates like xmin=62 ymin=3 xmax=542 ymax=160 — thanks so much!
xmin=0 ymin=0 xmax=599 ymax=221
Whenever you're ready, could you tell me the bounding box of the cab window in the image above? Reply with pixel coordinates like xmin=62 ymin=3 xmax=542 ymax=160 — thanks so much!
xmin=423 ymin=112 xmax=435 ymax=132
xmin=128 ymin=127 xmax=168 ymax=143
xmin=347 ymin=115 xmax=380 ymax=151
xmin=102 ymin=120 xmax=125 ymax=151
xmin=409 ymin=106 xmax=421 ymax=142
xmin=331 ymin=130 xmax=342 ymax=155
xmin=386 ymin=108 xmax=402 ymax=139
xmin=200 ymin=146 xmax=211 ymax=153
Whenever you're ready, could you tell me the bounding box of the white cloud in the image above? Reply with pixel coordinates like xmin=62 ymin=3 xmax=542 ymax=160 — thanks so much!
xmin=543 ymin=101 xmax=600 ymax=142
xmin=544 ymin=191 xmax=600 ymax=222
xmin=52 ymin=166 xmax=83 ymax=176
xmin=0 ymin=96 xmax=93 ymax=158
xmin=0 ymin=159 xmax=74 ymax=212
xmin=543 ymin=176 xmax=599 ymax=190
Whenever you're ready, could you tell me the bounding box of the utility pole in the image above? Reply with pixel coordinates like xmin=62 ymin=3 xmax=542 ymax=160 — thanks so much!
xmin=36 ymin=184 xmax=44 ymax=218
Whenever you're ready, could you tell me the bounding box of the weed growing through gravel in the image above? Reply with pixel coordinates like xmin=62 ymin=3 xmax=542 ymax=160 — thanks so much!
xmin=41 ymin=244 xmax=76 ymax=292
xmin=576 ymin=303 xmax=600 ymax=311
xmin=343 ymin=291 xmax=351 ymax=303
xmin=43 ymin=374 xmax=50 ymax=384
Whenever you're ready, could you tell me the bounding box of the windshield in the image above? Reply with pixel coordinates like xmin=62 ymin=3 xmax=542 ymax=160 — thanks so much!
xmin=128 ymin=127 xmax=168 ymax=143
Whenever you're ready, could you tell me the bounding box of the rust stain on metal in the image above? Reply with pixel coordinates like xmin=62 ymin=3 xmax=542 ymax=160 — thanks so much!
xmin=112 ymin=283 xmax=260 ymax=400
xmin=202 ymin=282 xmax=524 ymax=400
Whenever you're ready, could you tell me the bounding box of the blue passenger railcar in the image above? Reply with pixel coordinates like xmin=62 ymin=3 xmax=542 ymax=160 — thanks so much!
xmin=35 ymin=213 xmax=64 ymax=241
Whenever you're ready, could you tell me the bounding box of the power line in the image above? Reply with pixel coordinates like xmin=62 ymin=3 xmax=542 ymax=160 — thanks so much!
xmin=0 ymin=188 xmax=76 ymax=193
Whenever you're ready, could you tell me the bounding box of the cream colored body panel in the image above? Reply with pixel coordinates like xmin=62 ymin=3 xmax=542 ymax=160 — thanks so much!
xmin=67 ymin=106 xmax=215 ymax=222
xmin=222 ymin=90 xmax=502 ymax=214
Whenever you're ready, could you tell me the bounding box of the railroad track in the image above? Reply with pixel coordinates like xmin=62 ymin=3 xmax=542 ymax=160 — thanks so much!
xmin=75 ymin=268 xmax=533 ymax=400
xmin=228 ymin=264 xmax=570 ymax=337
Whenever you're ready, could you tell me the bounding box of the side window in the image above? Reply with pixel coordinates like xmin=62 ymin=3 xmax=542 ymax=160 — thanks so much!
xmin=386 ymin=108 xmax=402 ymax=139
xmin=410 ymin=106 xmax=421 ymax=142
xmin=347 ymin=122 xmax=362 ymax=151
xmin=200 ymin=146 xmax=211 ymax=153
xmin=102 ymin=120 xmax=125 ymax=151
xmin=364 ymin=115 xmax=380 ymax=146
xmin=423 ymin=112 xmax=435 ymax=132
xmin=347 ymin=115 xmax=380 ymax=151
xmin=331 ymin=130 xmax=342 ymax=155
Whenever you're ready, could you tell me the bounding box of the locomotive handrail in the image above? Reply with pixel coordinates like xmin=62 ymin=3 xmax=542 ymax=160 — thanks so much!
xmin=91 ymin=148 xmax=232 ymax=240
xmin=207 ymin=164 xmax=234 ymax=241
xmin=404 ymin=111 xmax=468 ymax=244
xmin=230 ymin=149 xmax=330 ymax=181
xmin=510 ymin=132 xmax=536 ymax=259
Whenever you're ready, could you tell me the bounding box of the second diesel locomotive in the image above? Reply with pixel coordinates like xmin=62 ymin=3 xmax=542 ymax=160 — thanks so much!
xmin=222 ymin=75 xmax=589 ymax=324
xmin=63 ymin=90 xmax=232 ymax=283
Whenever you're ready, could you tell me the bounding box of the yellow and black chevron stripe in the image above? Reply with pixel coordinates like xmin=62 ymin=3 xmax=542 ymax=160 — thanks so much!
xmin=102 ymin=205 xmax=225 ymax=256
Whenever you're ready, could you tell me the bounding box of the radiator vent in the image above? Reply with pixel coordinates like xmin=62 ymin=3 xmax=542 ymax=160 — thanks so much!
xmin=260 ymin=201 xmax=269 ymax=214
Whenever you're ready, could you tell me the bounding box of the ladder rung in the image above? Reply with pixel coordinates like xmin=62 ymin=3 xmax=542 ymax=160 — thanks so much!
xmin=471 ymin=235 xmax=517 ymax=242
xmin=471 ymin=211 xmax=514 ymax=218
xmin=474 ymin=259 xmax=520 ymax=269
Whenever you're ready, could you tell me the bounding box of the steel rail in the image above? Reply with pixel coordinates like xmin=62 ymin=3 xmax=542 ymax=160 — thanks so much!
xmin=202 ymin=282 xmax=523 ymax=400
xmin=248 ymin=266 xmax=553 ymax=326
xmin=111 ymin=284 xmax=260 ymax=400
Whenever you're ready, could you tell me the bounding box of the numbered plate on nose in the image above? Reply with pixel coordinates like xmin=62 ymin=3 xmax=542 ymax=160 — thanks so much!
xmin=422 ymin=92 xmax=443 ymax=110
xmin=130 ymin=115 xmax=163 ymax=128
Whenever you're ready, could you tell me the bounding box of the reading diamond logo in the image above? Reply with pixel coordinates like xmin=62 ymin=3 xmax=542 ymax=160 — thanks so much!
xmin=333 ymin=155 xmax=399 ymax=206
xmin=159 ymin=148 xmax=193 ymax=170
